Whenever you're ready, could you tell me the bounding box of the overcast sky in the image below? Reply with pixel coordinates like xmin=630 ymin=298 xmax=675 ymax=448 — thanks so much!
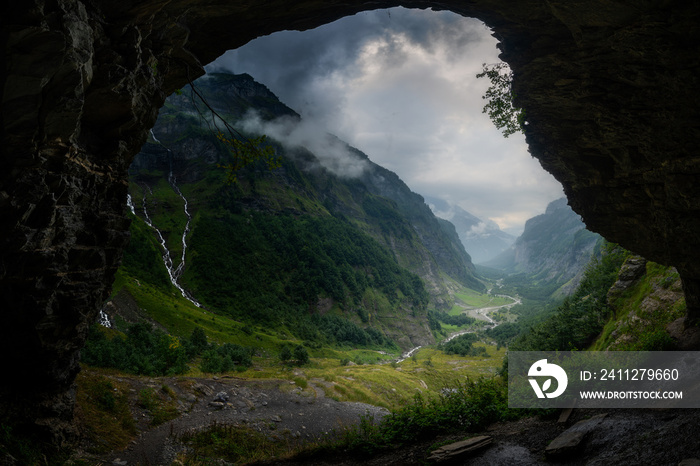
xmin=207 ymin=7 xmax=563 ymax=235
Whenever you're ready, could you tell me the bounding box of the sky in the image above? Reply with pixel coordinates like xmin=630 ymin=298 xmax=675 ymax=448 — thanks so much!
xmin=207 ymin=7 xmax=563 ymax=236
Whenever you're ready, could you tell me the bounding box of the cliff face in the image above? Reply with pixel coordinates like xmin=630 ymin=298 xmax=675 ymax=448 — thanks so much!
xmin=2 ymin=0 xmax=700 ymax=443
xmin=486 ymin=198 xmax=601 ymax=296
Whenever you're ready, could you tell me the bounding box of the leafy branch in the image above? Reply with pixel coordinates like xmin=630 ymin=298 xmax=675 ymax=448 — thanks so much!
xmin=476 ymin=63 xmax=525 ymax=138
xmin=176 ymin=61 xmax=281 ymax=183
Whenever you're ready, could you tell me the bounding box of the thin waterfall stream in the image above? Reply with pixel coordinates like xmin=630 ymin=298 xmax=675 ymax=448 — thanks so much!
xmin=134 ymin=131 xmax=203 ymax=308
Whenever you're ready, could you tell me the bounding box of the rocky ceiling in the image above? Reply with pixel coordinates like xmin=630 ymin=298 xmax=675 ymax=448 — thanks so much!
xmin=2 ymin=0 xmax=699 ymax=442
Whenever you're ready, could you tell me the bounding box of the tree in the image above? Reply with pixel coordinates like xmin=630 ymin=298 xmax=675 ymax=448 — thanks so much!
xmin=189 ymin=327 xmax=209 ymax=355
xmin=279 ymin=345 xmax=293 ymax=363
xmin=293 ymin=345 xmax=310 ymax=366
xmin=476 ymin=63 xmax=525 ymax=137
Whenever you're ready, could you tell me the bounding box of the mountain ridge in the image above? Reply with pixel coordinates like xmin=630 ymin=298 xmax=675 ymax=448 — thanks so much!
xmin=484 ymin=197 xmax=600 ymax=298
xmin=425 ymin=196 xmax=516 ymax=264
xmin=120 ymin=72 xmax=484 ymax=349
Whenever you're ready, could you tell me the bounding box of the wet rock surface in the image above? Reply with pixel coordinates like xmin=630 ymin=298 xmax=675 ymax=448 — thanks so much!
xmin=267 ymin=408 xmax=700 ymax=465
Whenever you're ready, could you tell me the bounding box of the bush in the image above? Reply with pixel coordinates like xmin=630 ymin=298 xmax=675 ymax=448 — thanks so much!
xmin=200 ymin=343 xmax=254 ymax=373
xmin=293 ymin=345 xmax=310 ymax=365
xmin=82 ymin=322 xmax=188 ymax=376
xmin=440 ymin=333 xmax=481 ymax=356
xmin=336 ymin=378 xmax=516 ymax=455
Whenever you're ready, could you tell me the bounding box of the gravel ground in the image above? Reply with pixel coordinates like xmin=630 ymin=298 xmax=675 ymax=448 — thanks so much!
xmin=101 ymin=375 xmax=388 ymax=465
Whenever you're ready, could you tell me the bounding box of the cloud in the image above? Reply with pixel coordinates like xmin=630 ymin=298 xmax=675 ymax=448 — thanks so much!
xmin=207 ymin=7 xmax=564 ymax=231
xmin=240 ymin=110 xmax=369 ymax=178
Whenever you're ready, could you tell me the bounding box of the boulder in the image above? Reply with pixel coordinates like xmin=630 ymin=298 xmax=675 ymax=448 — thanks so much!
xmin=545 ymin=413 xmax=607 ymax=459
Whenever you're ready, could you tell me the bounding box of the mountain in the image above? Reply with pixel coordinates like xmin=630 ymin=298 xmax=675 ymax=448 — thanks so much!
xmin=425 ymin=196 xmax=515 ymax=264
xmin=484 ymin=197 xmax=600 ymax=297
xmin=118 ymin=72 xmax=483 ymax=350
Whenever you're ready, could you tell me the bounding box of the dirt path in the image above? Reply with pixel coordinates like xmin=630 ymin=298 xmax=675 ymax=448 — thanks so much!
xmin=104 ymin=376 xmax=388 ymax=465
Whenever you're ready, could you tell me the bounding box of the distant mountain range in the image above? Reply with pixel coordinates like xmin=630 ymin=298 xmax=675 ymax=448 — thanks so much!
xmin=425 ymin=196 xmax=516 ymax=264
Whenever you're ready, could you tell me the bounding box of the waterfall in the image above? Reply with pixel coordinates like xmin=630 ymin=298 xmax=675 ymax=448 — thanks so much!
xmin=98 ymin=309 xmax=112 ymax=328
xmin=137 ymin=130 xmax=203 ymax=308
xmin=126 ymin=193 xmax=136 ymax=215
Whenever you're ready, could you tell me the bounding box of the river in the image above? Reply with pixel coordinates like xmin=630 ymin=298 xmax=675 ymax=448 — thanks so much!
xmin=395 ymin=291 xmax=520 ymax=362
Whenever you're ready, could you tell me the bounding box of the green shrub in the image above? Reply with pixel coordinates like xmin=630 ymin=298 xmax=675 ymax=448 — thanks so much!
xmin=82 ymin=322 xmax=188 ymax=376
xmin=335 ymin=377 xmax=517 ymax=455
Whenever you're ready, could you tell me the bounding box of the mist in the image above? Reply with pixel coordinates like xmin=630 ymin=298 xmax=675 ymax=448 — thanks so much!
xmin=240 ymin=110 xmax=369 ymax=178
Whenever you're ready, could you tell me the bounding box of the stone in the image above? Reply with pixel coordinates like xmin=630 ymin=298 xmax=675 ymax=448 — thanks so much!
xmin=558 ymin=407 xmax=574 ymax=424
xmin=667 ymin=318 xmax=700 ymax=351
xmin=545 ymin=413 xmax=607 ymax=458
xmin=427 ymin=436 xmax=493 ymax=463
xmin=213 ymin=391 xmax=229 ymax=402
xmin=607 ymin=256 xmax=648 ymax=302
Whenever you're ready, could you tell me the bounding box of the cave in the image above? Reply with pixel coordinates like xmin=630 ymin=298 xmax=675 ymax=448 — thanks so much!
xmin=2 ymin=0 xmax=699 ymax=444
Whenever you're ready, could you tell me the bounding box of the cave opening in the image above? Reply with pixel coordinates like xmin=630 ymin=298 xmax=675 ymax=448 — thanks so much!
xmin=3 ymin=0 xmax=700 ymax=453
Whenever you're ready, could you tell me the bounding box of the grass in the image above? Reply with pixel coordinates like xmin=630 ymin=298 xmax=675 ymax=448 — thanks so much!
xmin=109 ymin=263 xmax=508 ymax=411
xmin=138 ymin=386 xmax=180 ymax=426
xmin=178 ymin=422 xmax=301 ymax=464
xmin=74 ymin=370 xmax=137 ymax=453
xmin=590 ymin=261 xmax=685 ymax=351
xmin=453 ymin=289 xmax=513 ymax=309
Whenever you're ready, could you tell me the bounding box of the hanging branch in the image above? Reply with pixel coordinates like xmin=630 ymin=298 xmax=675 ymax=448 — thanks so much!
xmin=476 ymin=62 xmax=525 ymax=138
xmin=175 ymin=60 xmax=281 ymax=183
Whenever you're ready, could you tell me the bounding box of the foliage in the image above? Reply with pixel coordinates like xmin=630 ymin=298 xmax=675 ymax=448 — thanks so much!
xmin=593 ymin=261 xmax=685 ymax=351
xmin=312 ymin=314 xmax=394 ymax=348
xmin=440 ymin=334 xmax=487 ymax=357
xmin=138 ymin=386 xmax=179 ymax=426
xmin=434 ymin=311 xmax=476 ymax=327
xmin=216 ymin=133 xmax=281 ymax=184
xmin=511 ymin=243 xmax=629 ymax=351
xmin=200 ymin=343 xmax=254 ymax=373
xmin=179 ymin=422 xmax=295 ymax=464
xmin=74 ymin=372 xmax=136 ymax=454
xmin=476 ymin=63 xmax=525 ymax=137
xmin=82 ymin=322 xmax=188 ymax=376
xmin=279 ymin=344 xmax=310 ymax=366
xmin=120 ymin=215 xmax=171 ymax=289
xmin=82 ymin=322 xmax=254 ymax=376
xmin=188 ymin=326 xmax=209 ymax=357
xmin=184 ymin=210 xmax=426 ymax=348
xmin=333 ymin=377 xmax=516 ymax=455
xmin=293 ymin=345 xmax=310 ymax=365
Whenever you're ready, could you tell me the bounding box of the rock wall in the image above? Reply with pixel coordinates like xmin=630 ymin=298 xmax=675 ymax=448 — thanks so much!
xmin=2 ymin=0 xmax=699 ymax=442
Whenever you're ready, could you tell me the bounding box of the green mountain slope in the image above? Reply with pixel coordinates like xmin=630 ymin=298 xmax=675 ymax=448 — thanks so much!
xmin=114 ymin=72 xmax=483 ymax=350
xmin=483 ymin=197 xmax=600 ymax=299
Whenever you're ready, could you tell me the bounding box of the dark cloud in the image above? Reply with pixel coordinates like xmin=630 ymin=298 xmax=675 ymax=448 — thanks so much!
xmin=207 ymin=7 xmax=563 ymax=231
xmin=207 ymin=8 xmax=486 ymax=119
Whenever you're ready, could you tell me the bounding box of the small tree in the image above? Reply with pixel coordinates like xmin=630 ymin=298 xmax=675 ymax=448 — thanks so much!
xmin=293 ymin=345 xmax=310 ymax=366
xmin=279 ymin=345 xmax=293 ymax=364
xmin=476 ymin=62 xmax=525 ymax=138
xmin=189 ymin=327 xmax=209 ymax=356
